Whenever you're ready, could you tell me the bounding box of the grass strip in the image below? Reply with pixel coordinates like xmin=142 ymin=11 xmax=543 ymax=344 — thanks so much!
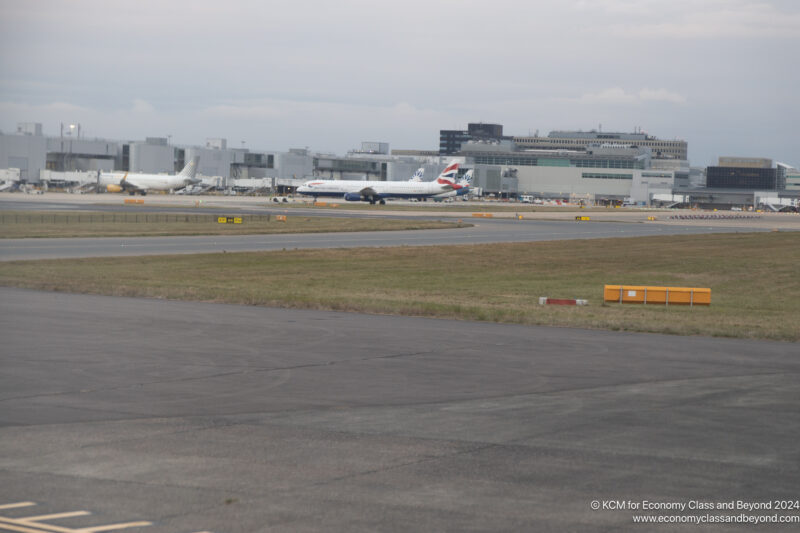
xmin=0 ymin=211 xmax=463 ymax=238
xmin=1 ymin=232 xmax=798 ymax=341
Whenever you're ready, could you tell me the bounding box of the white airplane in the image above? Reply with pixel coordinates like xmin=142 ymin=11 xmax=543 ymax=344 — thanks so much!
xmin=297 ymin=161 xmax=464 ymax=204
xmin=100 ymin=156 xmax=200 ymax=195
xmin=433 ymin=169 xmax=473 ymax=201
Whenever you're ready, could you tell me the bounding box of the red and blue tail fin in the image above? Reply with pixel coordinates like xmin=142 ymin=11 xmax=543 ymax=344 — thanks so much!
xmin=436 ymin=160 xmax=460 ymax=184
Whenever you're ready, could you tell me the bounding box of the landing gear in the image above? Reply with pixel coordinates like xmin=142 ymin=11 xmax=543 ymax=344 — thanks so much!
xmin=379 ymin=199 xmax=386 ymax=205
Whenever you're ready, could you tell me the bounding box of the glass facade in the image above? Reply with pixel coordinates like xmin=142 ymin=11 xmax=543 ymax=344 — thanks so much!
xmin=706 ymin=166 xmax=777 ymax=189
xmin=581 ymin=172 xmax=633 ymax=180
xmin=513 ymin=135 xmax=687 ymax=160
xmin=471 ymin=153 xmax=645 ymax=169
xmin=439 ymin=130 xmax=471 ymax=155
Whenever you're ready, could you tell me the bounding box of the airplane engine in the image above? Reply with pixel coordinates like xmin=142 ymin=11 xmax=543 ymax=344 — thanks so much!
xmin=106 ymin=184 xmax=122 ymax=193
xmin=343 ymin=193 xmax=363 ymax=202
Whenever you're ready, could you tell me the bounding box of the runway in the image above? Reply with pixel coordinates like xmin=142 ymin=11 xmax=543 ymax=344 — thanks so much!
xmin=0 ymin=220 xmax=769 ymax=261
xmin=2 ymin=192 xmax=798 ymax=531
xmin=1 ymin=288 xmax=798 ymax=531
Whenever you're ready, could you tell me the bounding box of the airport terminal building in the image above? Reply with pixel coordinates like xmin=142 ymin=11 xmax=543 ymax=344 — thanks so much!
xmin=1 ymin=121 xmax=797 ymax=207
xmin=460 ymin=141 xmax=675 ymax=204
xmin=513 ymin=130 xmax=688 ymax=161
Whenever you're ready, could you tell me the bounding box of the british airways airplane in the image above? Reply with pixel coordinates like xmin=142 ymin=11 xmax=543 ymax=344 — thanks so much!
xmin=297 ymin=161 xmax=464 ymax=204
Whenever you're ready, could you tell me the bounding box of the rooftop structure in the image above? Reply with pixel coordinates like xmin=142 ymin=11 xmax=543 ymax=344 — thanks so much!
xmin=718 ymin=156 xmax=772 ymax=168
xmin=439 ymin=123 xmax=512 ymax=155
xmin=514 ymin=130 xmax=687 ymax=160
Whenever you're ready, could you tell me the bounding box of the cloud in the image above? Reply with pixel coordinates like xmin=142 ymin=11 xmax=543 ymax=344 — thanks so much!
xmin=131 ymin=99 xmax=155 ymax=113
xmin=576 ymin=88 xmax=639 ymax=105
xmin=0 ymin=100 xmax=89 ymax=115
xmin=563 ymin=88 xmax=687 ymax=106
xmin=638 ymin=89 xmax=687 ymax=104
xmin=587 ymin=0 xmax=800 ymax=39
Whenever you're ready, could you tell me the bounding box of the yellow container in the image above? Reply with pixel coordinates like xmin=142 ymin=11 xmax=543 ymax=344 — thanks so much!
xmin=575 ymin=216 xmax=590 ymax=221
xmin=604 ymin=285 xmax=711 ymax=306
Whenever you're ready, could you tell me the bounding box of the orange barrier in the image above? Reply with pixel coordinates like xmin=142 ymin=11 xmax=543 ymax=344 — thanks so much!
xmin=471 ymin=213 xmax=494 ymax=218
xmin=276 ymin=215 xmax=287 ymax=222
xmin=604 ymin=285 xmax=711 ymax=306
xmin=124 ymin=199 xmax=144 ymax=205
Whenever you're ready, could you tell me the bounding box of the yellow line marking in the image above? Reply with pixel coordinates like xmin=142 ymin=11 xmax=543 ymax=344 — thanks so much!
xmin=0 ymin=516 xmax=78 ymax=533
xmin=0 ymin=520 xmax=50 ymax=533
xmin=18 ymin=513 xmax=90 ymax=523
xmin=0 ymin=505 xmax=36 ymax=511
xmin=0 ymin=504 xmax=151 ymax=533
xmin=76 ymin=523 xmax=152 ymax=533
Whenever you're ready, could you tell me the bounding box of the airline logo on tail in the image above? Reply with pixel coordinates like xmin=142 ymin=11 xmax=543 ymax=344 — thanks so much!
xmin=409 ymin=168 xmax=425 ymax=182
xmin=436 ymin=161 xmax=460 ymax=184
xmin=178 ymin=156 xmax=200 ymax=179
xmin=451 ymin=169 xmax=472 ymax=191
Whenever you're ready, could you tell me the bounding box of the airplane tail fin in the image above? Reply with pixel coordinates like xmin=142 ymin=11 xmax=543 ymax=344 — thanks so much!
xmin=178 ymin=156 xmax=200 ymax=179
xmin=436 ymin=160 xmax=460 ymax=184
xmin=462 ymin=169 xmax=473 ymax=184
xmin=409 ymin=168 xmax=424 ymax=182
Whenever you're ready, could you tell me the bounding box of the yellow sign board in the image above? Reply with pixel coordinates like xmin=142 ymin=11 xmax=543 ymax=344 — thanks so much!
xmin=604 ymin=285 xmax=711 ymax=306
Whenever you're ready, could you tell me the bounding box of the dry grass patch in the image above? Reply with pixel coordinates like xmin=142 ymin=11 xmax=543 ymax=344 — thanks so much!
xmin=0 ymin=211 xmax=462 ymax=238
xmin=1 ymin=232 xmax=798 ymax=340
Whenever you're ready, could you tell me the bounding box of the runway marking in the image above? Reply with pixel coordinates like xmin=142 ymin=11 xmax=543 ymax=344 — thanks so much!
xmin=0 ymin=502 xmax=152 ymax=533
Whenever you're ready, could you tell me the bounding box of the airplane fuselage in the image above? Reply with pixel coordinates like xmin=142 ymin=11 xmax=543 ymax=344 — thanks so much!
xmin=100 ymin=156 xmax=200 ymax=194
xmin=100 ymin=173 xmax=193 ymax=192
xmin=297 ymin=179 xmax=457 ymax=203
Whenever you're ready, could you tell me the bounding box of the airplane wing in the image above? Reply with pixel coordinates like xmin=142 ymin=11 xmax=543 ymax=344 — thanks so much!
xmin=119 ymin=175 xmax=146 ymax=193
xmin=358 ymin=186 xmax=379 ymax=197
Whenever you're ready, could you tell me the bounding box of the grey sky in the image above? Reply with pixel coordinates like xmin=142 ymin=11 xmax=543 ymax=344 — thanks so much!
xmin=1 ymin=0 xmax=798 ymax=166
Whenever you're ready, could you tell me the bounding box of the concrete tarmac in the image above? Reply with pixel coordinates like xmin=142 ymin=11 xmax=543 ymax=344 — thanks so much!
xmin=0 ymin=221 xmax=771 ymax=261
xmin=1 ymin=288 xmax=798 ymax=532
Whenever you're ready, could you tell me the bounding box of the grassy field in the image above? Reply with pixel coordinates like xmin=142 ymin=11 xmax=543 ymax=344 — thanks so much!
xmin=1 ymin=232 xmax=798 ymax=341
xmin=0 ymin=211 xmax=463 ymax=238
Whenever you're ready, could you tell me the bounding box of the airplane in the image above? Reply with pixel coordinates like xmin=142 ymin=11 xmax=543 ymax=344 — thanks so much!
xmin=432 ymin=169 xmax=473 ymax=201
xmin=100 ymin=156 xmax=200 ymax=195
xmin=296 ymin=160 xmax=463 ymax=204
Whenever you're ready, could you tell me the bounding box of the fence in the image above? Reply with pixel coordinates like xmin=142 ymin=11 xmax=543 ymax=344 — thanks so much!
xmin=0 ymin=213 xmax=274 ymax=225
